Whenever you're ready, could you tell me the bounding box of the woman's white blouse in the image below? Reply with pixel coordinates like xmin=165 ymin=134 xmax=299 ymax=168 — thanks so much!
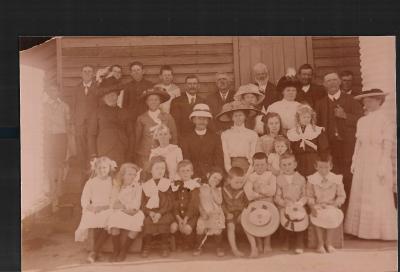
xmin=221 ymin=125 xmax=259 ymax=170
xmin=267 ymin=100 xmax=301 ymax=130
xmin=81 ymin=176 xmax=113 ymax=208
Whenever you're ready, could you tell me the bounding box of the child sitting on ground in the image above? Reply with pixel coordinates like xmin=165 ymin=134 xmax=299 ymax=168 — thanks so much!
xmin=194 ymin=167 xmax=226 ymax=257
xmin=222 ymin=167 xmax=249 ymax=257
xmin=170 ymin=160 xmax=201 ymax=253
xmin=244 ymin=152 xmax=277 ymax=257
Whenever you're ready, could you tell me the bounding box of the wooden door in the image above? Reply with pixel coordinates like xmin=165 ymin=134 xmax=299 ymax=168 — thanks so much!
xmin=236 ymin=36 xmax=313 ymax=87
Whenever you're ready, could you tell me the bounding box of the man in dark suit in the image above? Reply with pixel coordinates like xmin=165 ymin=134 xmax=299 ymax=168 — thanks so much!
xmin=70 ymin=65 xmax=99 ymax=173
xmin=181 ymin=103 xmax=224 ymax=181
xmin=315 ymin=72 xmax=363 ymax=212
xmin=121 ymin=61 xmax=153 ymax=121
xmin=170 ymin=74 xmax=206 ymax=142
xmin=206 ymin=72 xmax=235 ymax=133
xmin=252 ymin=62 xmax=279 ymax=109
xmin=296 ymin=63 xmax=326 ymax=109
xmin=339 ymin=70 xmax=362 ymax=97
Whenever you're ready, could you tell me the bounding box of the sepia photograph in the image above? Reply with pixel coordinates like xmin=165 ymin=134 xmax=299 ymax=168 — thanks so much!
xmin=20 ymin=36 xmax=397 ymax=272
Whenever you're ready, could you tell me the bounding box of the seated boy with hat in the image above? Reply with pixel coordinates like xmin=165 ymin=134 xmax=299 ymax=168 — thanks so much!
xmin=275 ymin=153 xmax=308 ymax=254
xmin=243 ymin=152 xmax=277 ymax=256
xmin=306 ymin=154 xmax=346 ymax=254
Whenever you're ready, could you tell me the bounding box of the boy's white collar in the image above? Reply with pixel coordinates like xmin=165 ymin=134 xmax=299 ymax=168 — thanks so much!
xmin=308 ymin=172 xmax=343 ymax=186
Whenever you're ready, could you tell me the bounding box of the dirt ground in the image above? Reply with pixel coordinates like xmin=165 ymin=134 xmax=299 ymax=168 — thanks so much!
xmin=22 ymin=226 xmax=397 ymax=272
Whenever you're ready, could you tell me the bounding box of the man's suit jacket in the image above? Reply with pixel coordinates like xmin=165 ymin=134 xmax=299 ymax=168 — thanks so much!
xmin=121 ymin=78 xmax=154 ymax=121
xmin=206 ymin=89 xmax=235 ymax=133
xmin=343 ymin=89 xmax=362 ymax=97
xmin=296 ymin=83 xmax=326 ymax=109
xmin=254 ymin=81 xmax=280 ymax=109
xmin=170 ymin=93 xmax=206 ymax=140
xmin=70 ymin=82 xmax=99 ymax=134
xmin=180 ymin=129 xmax=224 ymax=181
xmin=315 ymin=92 xmax=363 ymax=162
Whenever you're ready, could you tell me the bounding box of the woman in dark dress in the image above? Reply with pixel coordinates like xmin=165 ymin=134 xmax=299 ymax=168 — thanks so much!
xmin=88 ymin=66 xmax=133 ymax=167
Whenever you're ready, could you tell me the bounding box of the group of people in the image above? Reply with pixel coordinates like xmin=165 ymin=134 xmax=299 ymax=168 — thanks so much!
xmin=43 ymin=61 xmax=397 ymax=263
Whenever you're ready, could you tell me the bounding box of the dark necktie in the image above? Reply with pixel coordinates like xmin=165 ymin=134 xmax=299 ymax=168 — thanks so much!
xmin=190 ymin=97 xmax=195 ymax=105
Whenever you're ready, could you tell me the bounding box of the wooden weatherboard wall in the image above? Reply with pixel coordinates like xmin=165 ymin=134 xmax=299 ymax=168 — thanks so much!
xmin=60 ymin=36 xmax=235 ymax=98
xmin=311 ymin=36 xmax=362 ymax=90
xmin=236 ymin=36 xmax=313 ymax=85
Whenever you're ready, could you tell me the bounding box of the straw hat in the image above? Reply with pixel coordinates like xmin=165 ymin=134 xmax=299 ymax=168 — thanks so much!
xmin=354 ymin=88 xmax=389 ymax=100
xmin=216 ymin=100 xmax=261 ymax=122
xmin=280 ymin=204 xmax=309 ymax=232
xmin=234 ymin=84 xmax=265 ymax=105
xmin=140 ymin=86 xmax=170 ymax=103
xmin=189 ymin=103 xmax=213 ymax=120
xmin=310 ymin=205 xmax=344 ymax=229
xmin=241 ymin=200 xmax=280 ymax=237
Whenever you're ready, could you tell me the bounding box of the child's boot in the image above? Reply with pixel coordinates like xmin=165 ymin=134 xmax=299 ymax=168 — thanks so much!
xmin=141 ymin=234 xmax=152 ymax=258
xmin=214 ymin=234 xmax=225 ymax=257
xmin=110 ymin=234 xmax=121 ymax=262
xmin=193 ymin=234 xmax=204 ymax=256
xmin=160 ymin=234 xmax=171 ymax=257
xmin=118 ymin=232 xmax=133 ymax=262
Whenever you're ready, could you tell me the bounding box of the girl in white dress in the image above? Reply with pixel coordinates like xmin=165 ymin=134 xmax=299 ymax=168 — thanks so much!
xmin=108 ymin=163 xmax=145 ymax=262
xmin=344 ymin=89 xmax=397 ymax=240
xmin=75 ymin=156 xmax=117 ymax=263
xmin=149 ymin=124 xmax=183 ymax=180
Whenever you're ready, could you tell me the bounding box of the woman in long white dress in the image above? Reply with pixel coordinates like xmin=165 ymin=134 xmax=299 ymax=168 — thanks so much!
xmin=344 ymin=89 xmax=397 ymax=240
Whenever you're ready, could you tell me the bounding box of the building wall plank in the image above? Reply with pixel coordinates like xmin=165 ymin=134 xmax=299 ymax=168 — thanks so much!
xmin=311 ymin=37 xmax=362 ymax=88
xmin=60 ymin=37 xmax=235 ymax=97
xmin=61 ymin=36 xmax=233 ymax=48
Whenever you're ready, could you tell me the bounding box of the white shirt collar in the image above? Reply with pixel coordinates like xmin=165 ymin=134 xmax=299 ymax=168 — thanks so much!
xmin=219 ymin=90 xmax=229 ymax=99
xmin=83 ymin=81 xmax=92 ymax=88
xmin=302 ymin=84 xmax=311 ymax=93
xmin=284 ymin=174 xmax=295 ymax=184
xmin=195 ymin=129 xmax=207 ymax=136
xmin=328 ymin=90 xmax=341 ymax=101
xmin=186 ymin=92 xmax=196 ymax=101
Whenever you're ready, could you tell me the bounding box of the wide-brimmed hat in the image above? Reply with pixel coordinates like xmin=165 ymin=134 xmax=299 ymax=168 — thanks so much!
xmin=99 ymin=77 xmax=123 ymax=97
xmin=354 ymin=88 xmax=389 ymax=100
xmin=189 ymin=103 xmax=213 ymax=120
xmin=310 ymin=205 xmax=344 ymax=229
xmin=241 ymin=200 xmax=280 ymax=237
xmin=140 ymin=86 xmax=170 ymax=103
xmin=234 ymin=84 xmax=265 ymax=105
xmin=216 ymin=100 xmax=261 ymax=122
xmin=280 ymin=205 xmax=309 ymax=232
